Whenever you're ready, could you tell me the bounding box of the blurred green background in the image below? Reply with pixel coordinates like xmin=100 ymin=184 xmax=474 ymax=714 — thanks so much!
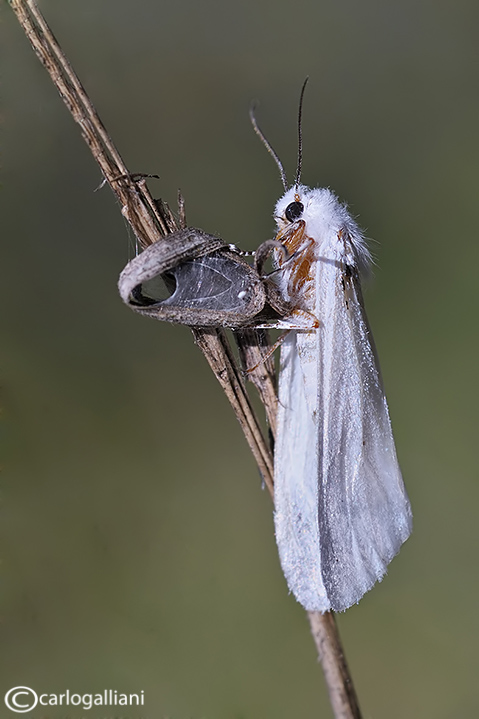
xmin=1 ymin=0 xmax=478 ymax=717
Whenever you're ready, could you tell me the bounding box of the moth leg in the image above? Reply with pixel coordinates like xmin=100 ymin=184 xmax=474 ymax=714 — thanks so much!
xmin=254 ymin=308 xmax=319 ymax=330
xmin=226 ymin=244 xmax=256 ymax=257
xmin=244 ymin=330 xmax=290 ymax=373
xmin=255 ymin=239 xmax=289 ymax=275
xmin=245 ymin=309 xmax=319 ymax=372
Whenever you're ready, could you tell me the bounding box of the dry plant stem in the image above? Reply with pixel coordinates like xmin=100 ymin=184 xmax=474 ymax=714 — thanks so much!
xmin=308 ymin=612 xmax=361 ymax=719
xmin=9 ymin=2 xmax=362 ymax=717
xmin=192 ymin=328 xmax=274 ymax=494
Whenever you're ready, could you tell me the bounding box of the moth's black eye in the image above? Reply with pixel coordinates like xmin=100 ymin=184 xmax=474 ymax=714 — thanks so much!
xmin=285 ymin=201 xmax=304 ymax=223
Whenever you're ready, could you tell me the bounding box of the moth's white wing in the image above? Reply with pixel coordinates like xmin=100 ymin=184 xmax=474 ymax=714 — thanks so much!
xmin=275 ymin=329 xmax=328 ymax=609
xmin=274 ymin=255 xmax=412 ymax=612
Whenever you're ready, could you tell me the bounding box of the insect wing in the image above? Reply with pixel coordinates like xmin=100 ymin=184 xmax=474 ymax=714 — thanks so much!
xmin=275 ymin=327 xmax=329 ymax=609
xmin=274 ymin=249 xmax=412 ymax=612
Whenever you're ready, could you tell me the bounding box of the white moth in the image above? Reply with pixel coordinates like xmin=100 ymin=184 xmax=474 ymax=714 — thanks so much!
xmin=272 ymin=184 xmax=412 ymax=612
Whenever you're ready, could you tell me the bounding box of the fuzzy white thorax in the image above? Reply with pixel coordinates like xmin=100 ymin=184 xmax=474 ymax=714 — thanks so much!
xmin=275 ymin=185 xmax=371 ymax=275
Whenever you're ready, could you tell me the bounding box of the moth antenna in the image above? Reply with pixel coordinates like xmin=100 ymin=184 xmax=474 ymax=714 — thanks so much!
xmin=250 ymin=103 xmax=288 ymax=191
xmin=294 ymin=76 xmax=309 ymax=190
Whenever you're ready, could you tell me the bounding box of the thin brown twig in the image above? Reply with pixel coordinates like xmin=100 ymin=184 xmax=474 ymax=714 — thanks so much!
xmin=8 ymin=2 xmax=362 ymax=717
